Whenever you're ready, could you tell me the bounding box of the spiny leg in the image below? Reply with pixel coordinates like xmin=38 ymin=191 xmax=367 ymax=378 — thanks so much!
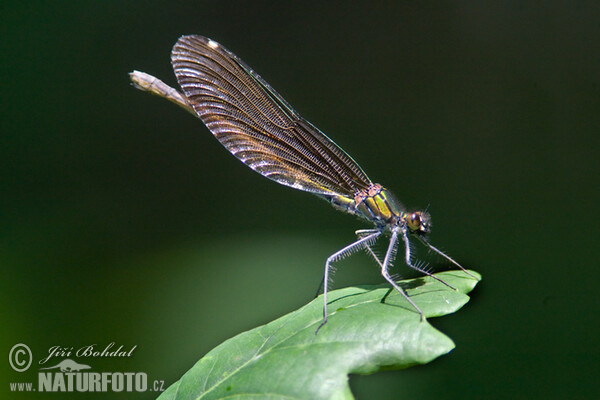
xmin=418 ymin=237 xmax=480 ymax=280
xmin=380 ymin=228 xmax=424 ymax=321
xmin=314 ymin=229 xmax=380 ymax=298
xmin=363 ymin=231 xmax=456 ymax=290
xmin=355 ymin=228 xmax=381 ymax=238
xmin=357 ymin=229 xmax=384 ymax=277
xmin=315 ymin=230 xmax=381 ymax=334
xmin=399 ymin=232 xmax=457 ymax=290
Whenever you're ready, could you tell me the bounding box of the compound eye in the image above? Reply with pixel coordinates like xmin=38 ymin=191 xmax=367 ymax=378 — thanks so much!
xmin=407 ymin=212 xmax=422 ymax=231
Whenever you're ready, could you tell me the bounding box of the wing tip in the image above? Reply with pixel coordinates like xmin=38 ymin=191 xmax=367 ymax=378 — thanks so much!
xmin=173 ymin=35 xmax=221 ymax=52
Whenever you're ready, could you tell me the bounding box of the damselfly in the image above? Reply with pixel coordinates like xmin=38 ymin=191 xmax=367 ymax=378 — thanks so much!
xmin=130 ymin=35 xmax=477 ymax=333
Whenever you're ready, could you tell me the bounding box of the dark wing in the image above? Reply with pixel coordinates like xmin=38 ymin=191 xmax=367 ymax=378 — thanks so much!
xmin=171 ymin=35 xmax=372 ymax=197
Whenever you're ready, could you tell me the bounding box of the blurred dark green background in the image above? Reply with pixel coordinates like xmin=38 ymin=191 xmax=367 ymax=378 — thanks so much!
xmin=2 ymin=1 xmax=598 ymax=399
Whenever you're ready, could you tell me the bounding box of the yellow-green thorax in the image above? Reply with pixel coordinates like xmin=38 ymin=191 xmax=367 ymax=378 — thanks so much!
xmin=330 ymin=183 xmax=430 ymax=234
xmin=352 ymin=183 xmax=402 ymax=224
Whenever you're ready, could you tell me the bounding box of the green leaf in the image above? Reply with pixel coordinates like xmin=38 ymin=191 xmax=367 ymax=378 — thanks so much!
xmin=157 ymin=270 xmax=480 ymax=400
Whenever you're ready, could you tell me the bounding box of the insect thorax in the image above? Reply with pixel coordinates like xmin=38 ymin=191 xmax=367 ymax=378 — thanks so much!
xmin=330 ymin=183 xmax=404 ymax=225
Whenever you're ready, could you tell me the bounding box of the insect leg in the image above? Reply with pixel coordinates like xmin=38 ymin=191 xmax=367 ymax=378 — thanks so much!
xmin=380 ymin=229 xmax=424 ymax=321
xmin=363 ymin=230 xmax=455 ymax=290
xmin=417 ymin=237 xmax=480 ymax=280
xmin=397 ymin=233 xmax=457 ymax=290
xmin=315 ymin=230 xmax=381 ymax=334
xmin=313 ymin=229 xmax=380 ymax=298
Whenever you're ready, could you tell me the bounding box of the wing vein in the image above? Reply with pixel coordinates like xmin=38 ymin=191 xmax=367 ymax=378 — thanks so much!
xmin=171 ymin=35 xmax=372 ymax=196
